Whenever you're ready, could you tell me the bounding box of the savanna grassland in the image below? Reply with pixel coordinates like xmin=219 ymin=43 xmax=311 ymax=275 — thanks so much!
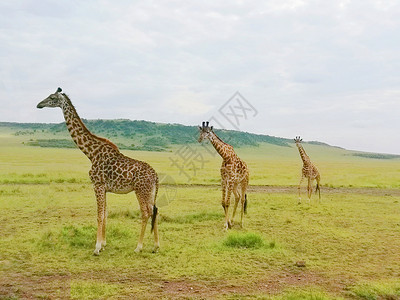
xmin=1 ymin=124 xmax=400 ymax=299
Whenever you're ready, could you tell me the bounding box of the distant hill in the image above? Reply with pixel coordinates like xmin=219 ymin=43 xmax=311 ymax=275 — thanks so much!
xmin=0 ymin=120 xmax=292 ymax=151
xmin=1 ymin=120 xmax=400 ymax=159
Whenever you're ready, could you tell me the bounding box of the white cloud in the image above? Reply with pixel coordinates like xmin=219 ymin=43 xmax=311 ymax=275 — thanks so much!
xmin=165 ymin=91 xmax=213 ymax=116
xmin=0 ymin=0 xmax=400 ymax=153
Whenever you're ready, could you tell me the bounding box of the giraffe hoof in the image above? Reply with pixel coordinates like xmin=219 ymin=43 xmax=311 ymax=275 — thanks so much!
xmin=100 ymin=243 xmax=106 ymax=251
xmin=152 ymin=246 xmax=159 ymax=253
xmin=134 ymin=246 xmax=143 ymax=253
xmin=93 ymin=242 xmax=102 ymax=256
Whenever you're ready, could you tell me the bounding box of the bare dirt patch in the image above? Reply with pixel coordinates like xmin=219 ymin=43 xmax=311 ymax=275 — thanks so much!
xmin=0 ymin=272 xmax=71 ymax=299
xmin=1 ymin=269 xmax=352 ymax=299
xmin=172 ymin=184 xmax=400 ymax=197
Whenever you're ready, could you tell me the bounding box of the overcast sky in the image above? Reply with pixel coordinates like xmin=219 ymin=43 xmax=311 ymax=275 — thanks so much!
xmin=1 ymin=0 xmax=399 ymax=154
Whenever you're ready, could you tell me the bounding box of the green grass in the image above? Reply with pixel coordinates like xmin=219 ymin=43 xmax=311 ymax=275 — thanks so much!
xmin=223 ymin=232 xmax=266 ymax=249
xmin=349 ymin=280 xmax=400 ymax=299
xmin=269 ymin=288 xmax=343 ymax=300
xmin=70 ymin=280 xmax=120 ymax=299
xmin=1 ymin=130 xmax=400 ymax=298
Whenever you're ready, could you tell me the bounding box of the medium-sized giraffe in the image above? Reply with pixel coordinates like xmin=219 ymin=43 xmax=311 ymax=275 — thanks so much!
xmin=294 ymin=136 xmax=321 ymax=203
xmin=198 ymin=122 xmax=249 ymax=230
xmin=37 ymin=88 xmax=159 ymax=255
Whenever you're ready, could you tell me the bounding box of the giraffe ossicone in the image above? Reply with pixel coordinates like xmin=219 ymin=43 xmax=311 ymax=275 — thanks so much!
xmin=37 ymin=88 xmax=160 ymax=255
xmin=198 ymin=121 xmax=249 ymax=230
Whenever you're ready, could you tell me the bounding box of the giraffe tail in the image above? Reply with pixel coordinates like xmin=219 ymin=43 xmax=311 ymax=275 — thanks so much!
xmin=151 ymin=205 xmax=158 ymax=233
xmin=244 ymin=194 xmax=248 ymax=215
xmin=150 ymin=179 xmax=159 ymax=233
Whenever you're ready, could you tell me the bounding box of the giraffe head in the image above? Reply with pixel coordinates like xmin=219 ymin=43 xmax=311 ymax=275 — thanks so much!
xmin=294 ymin=136 xmax=303 ymax=144
xmin=37 ymin=87 xmax=66 ymax=109
xmin=198 ymin=121 xmax=213 ymax=143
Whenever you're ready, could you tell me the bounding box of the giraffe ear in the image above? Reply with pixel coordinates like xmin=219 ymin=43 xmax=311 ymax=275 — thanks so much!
xmin=198 ymin=126 xmax=202 ymax=130
xmin=210 ymin=126 xmax=213 ymax=130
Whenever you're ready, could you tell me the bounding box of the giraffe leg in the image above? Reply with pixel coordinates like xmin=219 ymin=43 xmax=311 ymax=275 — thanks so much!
xmin=93 ymin=185 xmax=106 ymax=256
xmin=307 ymin=178 xmax=312 ymax=202
xmin=231 ymin=186 xmax=240 ymax=226
xmin=298 ymin=176 xmax=304 ymax=204
xmin=135 ymin=214 xmax=149 ymax=253
xmin=221 ymin=182 xmax=227 ymax=230
xmin=101 ymin=200 xmax=107 ymax=250
xmin=151 ymin=185 xmax=160 ymax=253
xmin=134 ymin=192 xmax=153 ymax=253
xmin=240 ymin=182 xmax=248 ymax=228
xmin=315 ymin=176 xmax=321 ymax=202
xmin=222 ymin=184 xmax=232 ymax=230
xmin=152 ymin=211 xmax=160 ymax=253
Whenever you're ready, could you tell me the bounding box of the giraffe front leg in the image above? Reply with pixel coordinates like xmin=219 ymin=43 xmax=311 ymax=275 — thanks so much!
xmin=231 ymin=187 xmax=240 ymax=226
xmin=93 ymin=185 xmax=106 ymax=256
xmin=223 ymin=187 xmax=232 ymax=230
xmin=307 ymin=178 xmax=312 ymax=202
xmin=101 ymin=200 xmax=107 ymax=250
xmin=298 ymin=176 xmax=304 ymax=204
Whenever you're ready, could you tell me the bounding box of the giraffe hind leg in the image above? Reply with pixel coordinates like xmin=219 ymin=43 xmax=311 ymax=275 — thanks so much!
xmin=134 ymin=192 xmax=151 ymax=253
xmin=151 ymin=207 xmax=159 ymax=253
xmin=151 ymin=185 xmax=160 ymax=253
xmin=134 ymin=187 xmax=160 ymax=253
xmin=240 ymin=182 xmax=248 ymax=228
xmin=315 ymin=177 xmax=321 ymax=201
xmin=240 ymin=193 xmax=247 ymax=228
xmin=134 ymin=215 xmax=149 ymax=253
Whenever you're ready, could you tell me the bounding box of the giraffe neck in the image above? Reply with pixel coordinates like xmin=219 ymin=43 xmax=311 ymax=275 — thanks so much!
xmin=296 ymin=143 xmax=310 ymax=164
xmin=208 ymin=131 xmax=235 ymax=160
xmin=60 ymin=96 xmax=118 ymax=161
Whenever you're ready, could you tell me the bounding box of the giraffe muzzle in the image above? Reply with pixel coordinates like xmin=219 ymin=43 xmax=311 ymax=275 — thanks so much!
xmin=36 ymin=100 xmax=47 ymax=109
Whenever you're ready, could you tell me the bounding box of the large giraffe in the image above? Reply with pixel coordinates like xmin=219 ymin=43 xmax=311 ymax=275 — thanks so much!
xmin=294 ymin=136 xmax=321 ymax=203
xmin=198 ymin=122 xmax=249 ymax=230
xmin=37 ymin=88 xmax=159 ymax=255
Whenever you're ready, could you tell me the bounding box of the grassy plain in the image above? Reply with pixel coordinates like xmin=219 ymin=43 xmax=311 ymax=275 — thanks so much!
xmin=0 ymin=131 xmax=400 ymax=299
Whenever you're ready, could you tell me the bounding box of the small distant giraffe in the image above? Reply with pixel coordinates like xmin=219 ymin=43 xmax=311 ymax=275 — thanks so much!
xmin=37 ymin=88 xmax=159 ymax=255
xmin=198 ymin=122 xmax=249 ymax=230
xmin=294 ymin=136 xmax=321 ymax=203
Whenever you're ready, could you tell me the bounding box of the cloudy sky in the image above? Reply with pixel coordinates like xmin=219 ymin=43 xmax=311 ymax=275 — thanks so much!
xmin=1 ymin=0 xmax=399 ymax=154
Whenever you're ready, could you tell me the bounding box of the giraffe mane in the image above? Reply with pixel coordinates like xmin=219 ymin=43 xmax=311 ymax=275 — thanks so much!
xmin=212 ymin=130 xmax=234 ymax=153
xmin=214 ymin=132 xmax=231 ymax=147
xmin=62 ymin=93 xmax=120 ymax=151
